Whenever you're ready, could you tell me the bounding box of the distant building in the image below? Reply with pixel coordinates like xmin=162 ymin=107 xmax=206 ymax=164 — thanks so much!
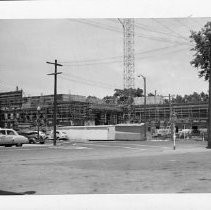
xmin=0 ymin=90 xmax=23 ymax=110
xmin=133 ymin=96 xmax=164 ymax=105
xmin=0 ymin=91 xmax=123 ymax=129
xmin=22 ymin=94 xmax=87 ymax=109
xmin=133 ymin=102 xmax=208 ymax=130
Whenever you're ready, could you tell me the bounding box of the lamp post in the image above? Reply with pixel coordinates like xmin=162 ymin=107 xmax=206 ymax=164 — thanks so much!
xmin=37 ymin=106 xmax=41 ymax=141
xmin=138 ymin=74 xmax=147 ymax=140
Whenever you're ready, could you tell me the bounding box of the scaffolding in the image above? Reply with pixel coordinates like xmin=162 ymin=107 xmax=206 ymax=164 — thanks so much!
xmin=133 ymin=102 xmax=208 ymax=129
xmin=0 ymin=92 xmax=123 ymax=129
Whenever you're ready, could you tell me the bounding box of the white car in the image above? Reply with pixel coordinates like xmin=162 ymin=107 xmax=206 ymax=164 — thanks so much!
xmin=48 ymin=130 xmax=69 ymax=140
xmin=0 ymin=128 xmax=29 ymax=147
xmin=154 ymin=127 xmax=171 ymax=137
xmin=178 ymin=129 xmax=192 ymax=138
xmin=31 ymin=131 xmax=47 ymax=139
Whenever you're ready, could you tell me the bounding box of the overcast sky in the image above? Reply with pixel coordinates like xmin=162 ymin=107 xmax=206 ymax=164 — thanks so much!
xmin=0 ymin=17 xmax=211 ymax=98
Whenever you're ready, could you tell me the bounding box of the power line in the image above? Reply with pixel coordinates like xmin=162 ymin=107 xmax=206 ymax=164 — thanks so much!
xmin=69 ymin=19 xmax=121 ymax=34
xmin=60 ymin=75 xmax=120 ymax=90
xmin=62 ymin=44 xmax=191 ymax=66
xmin=135 ymin=22 xmax=189 ymax=41
xmin=136 ymin=33 xmax=192 ymax=46
xmin=135 ymin=20 xmax=173 ymax=35
xmin=151 ymin=18 xmax=189 ymax=41
xmin=63 ymin=72 xmax=120 ymax=89
xmin=103 ymin=18 xmax=188 ymax=43
xmin=69 ymin=19 xmax=191 ymax=46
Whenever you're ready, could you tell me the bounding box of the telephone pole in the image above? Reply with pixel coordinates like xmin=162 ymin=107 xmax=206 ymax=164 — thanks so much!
xmin=47 ymin=59 xmax=63 ymax=146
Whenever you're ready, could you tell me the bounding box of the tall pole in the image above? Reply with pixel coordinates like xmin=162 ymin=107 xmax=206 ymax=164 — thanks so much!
xmin=138 ymin=74 xmax=147 ymax=140
xmin=169 ymin=94 xmax=176 ymax=149
xmin=143 ymin=76 xmax=147 ymax=140
xmin=169 ymin=94 xmax=172 ymax=137
xmin=47 ymin=60 xmax=62 ymax=146
xmin=37 ymin=106 xmax=41 ymax=141
xmin=169 ymin=94 xmax=172 ymax=116
xmin=208 ymin=73 xmax=211 ymax=148
xmin=208 ymin=33 xmax=211 ymax=148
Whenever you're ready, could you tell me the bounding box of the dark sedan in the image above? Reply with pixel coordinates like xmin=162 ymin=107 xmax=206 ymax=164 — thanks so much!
xmin=18 ymin=131 xmax=45 ymax=144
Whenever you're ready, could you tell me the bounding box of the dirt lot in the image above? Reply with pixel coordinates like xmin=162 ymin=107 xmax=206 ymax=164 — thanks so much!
xmin=0 ymin=139 xmax=210 ymax=194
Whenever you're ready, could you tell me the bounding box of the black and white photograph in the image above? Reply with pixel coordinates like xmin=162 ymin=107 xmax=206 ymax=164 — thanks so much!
xmin=0 ymin=0 xmax=211 ymax=209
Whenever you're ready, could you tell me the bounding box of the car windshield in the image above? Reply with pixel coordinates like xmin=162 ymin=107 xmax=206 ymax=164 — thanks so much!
xmin=7 ymin=130 xmax=16 ymax=135
xmin=28 ymin=132 xmax=37 ymax=135
xmin=0 ymin=130 xmax=6 ymax=135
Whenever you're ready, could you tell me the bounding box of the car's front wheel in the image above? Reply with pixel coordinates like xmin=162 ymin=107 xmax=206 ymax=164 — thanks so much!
xmin=29 ymin=138 xmax=36 ymax=144
xmin=5 ymin=144 xmax=12 ymax=147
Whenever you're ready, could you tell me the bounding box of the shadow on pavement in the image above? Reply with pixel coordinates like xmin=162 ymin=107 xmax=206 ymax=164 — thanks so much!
xmin=0 ymin=190 xmax=36 ymax=195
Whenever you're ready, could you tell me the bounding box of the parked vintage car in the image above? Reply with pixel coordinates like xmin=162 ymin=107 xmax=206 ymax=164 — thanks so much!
xmin=0 ymin=128 xmax=29 ymax=147
xmin=18 ymin=131 xmax=45 ymax=144
xmin=152 ymin=126 xmax=171 ymax=138
xmin=178 ymin=129 xmax=192 ymax=139
xmin=48 ymin=130 xmax=69 ymax=140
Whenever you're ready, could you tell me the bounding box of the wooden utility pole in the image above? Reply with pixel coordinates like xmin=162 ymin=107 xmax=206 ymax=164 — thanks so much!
xmin=47 ymin=60 xmax=62 ymax=146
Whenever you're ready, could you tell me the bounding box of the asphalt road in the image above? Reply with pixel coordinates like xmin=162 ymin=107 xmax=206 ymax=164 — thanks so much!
xmin=0 ymin=139 xmax=210 ymax=194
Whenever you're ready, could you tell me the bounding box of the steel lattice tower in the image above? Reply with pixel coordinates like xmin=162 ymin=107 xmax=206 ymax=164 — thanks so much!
xmin=119 ymin=18 xmax=135 ymax=89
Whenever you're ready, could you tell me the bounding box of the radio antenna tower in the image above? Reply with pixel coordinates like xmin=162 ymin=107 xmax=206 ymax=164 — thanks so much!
xmin=118 ymin=18 xmax=135 ymax=89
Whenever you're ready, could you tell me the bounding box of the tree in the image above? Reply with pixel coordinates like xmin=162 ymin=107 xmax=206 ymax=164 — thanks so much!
xmin=200 ymin=91 xmax=209 ymax=102
xmin=171 ymin=92 xmax=208 ymax=104
xmin=171 ymin=95 xmax=184 ymax=104
xmin=86 ymin=96 xmax=102 ymax=104
xmin=103 ymin=96 xmax=116 ymax=104
xmin=135 ymin=88 xmax=143 ymax=97
xmin=190 ymin=21 xmax=211 ymax=148
xmin=190 ymin=22 xmax=211 ymax=80
xmin=148 ymin=93 xmax=155 ymax=97
xmin=103 ymin=88 xmax=143 ymax=105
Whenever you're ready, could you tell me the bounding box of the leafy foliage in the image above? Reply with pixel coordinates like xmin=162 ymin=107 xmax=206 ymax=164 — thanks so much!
xmin=86 ymin=96 xmax=103 ymax=104
xmin=103 ymin=88 xmax=143 ymax=105
xmin=148 ymin=92 xmax=155 ymax=96
xmin=164 ymin=92 xmax=208 ymax=104
xmin=190 ymin=21 xmax=211 ymax=80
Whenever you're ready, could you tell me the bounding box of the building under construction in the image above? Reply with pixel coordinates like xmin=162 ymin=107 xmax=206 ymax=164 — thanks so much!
xmin=0 ymin=90 xmax=123 ymax=130
xmin=133 ymin=101 xmax=208 ymax=131
xmin=0 ymin=90 xmax=209 ymax=132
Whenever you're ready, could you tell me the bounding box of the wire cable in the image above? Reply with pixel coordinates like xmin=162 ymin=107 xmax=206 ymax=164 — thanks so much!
xmin=62 ymin=44 xmax=191 ymax=66
xmin=60 ymin=74 xmax=120 ymax=90
xmin=151 ymin=18 xmax=189 ymax=41
xmin=62 ymin=72 xmax=120 ymax=89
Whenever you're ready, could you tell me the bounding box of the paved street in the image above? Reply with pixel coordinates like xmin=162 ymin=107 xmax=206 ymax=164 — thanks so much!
xmin=0 ymin=139 xmax=211 ymax=194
